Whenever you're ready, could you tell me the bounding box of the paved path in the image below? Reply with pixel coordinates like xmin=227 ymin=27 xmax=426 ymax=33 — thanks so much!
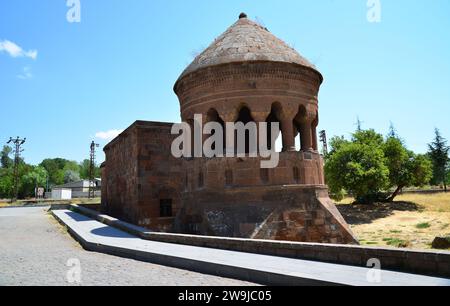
xmin=0 ymin=207 xmax=256 ymax=286
xmin=52 ymin=209 xmax=450 ymax=286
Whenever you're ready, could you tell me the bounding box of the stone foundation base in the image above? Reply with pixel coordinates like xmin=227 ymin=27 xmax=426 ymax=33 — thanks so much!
xmin=175 ymin=185 xmax=358 ymax=245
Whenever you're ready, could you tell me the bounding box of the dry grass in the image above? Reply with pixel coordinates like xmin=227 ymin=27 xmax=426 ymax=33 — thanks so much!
xmin=395 ymin=193 xmax=450 ymax=213
xmin=0 ymin=198 xmax=101 ymax=208
xmin=337 ymin=193 xmax=450 ymax=250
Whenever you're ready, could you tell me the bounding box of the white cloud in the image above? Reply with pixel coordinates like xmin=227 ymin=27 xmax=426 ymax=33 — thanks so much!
xmin=17 ymin=67 xmax=33 ymax=80
xmin=0 ymin=40 xmax=38 ymax=60
xmin=95 ymin=129 xmax=123 ymax=141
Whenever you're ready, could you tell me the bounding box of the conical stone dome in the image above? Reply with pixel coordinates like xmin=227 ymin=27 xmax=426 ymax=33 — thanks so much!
xmin=177 ymin=13 xmax=318 ymax=81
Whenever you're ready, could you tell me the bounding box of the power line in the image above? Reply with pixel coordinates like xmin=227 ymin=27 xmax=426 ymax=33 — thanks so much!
xmin=89 ymin=141 xmax=99 ymax=199
xmin=6 ymin=136 xmax=26 ymax=202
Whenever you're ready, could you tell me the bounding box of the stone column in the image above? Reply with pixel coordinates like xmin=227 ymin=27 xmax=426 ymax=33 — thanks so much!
xmin=300 ymin=120 xmax=313 ymax=151
xmin=311 ymin=123 xmax=318 ymax=152
xmin=281 ymin=119 xmax=296 ymax=152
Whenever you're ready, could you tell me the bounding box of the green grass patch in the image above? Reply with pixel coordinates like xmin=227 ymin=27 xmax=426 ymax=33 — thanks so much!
xmin=363 ymin=241 xmax=379 ymax=245
xmin=388 ymin=239 xmax=410 ymax=248
xmin=383 ymin=237 xmax=410 ymax=248
xmin=416 ymin=222 xmax=431 ymax=229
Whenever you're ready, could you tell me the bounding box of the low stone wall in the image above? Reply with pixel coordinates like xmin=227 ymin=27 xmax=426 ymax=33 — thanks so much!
xmin=78 ymin=204 xmax=101 ymax=211
xmin=70 ymin=204 xmax=450 ymax=279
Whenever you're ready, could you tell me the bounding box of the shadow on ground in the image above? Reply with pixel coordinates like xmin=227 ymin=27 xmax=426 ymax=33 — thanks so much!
xmin=337 ymin=201 xmax=423 ymax=225
xmin=91 ymin=226 xmax=136 ymax=238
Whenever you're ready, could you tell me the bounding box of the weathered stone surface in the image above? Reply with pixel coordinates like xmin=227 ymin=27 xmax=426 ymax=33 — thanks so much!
xmin=102 ymin=121 xmax=183 ymax=231
xmin=178 ymin=16 xmax=318 ymax=80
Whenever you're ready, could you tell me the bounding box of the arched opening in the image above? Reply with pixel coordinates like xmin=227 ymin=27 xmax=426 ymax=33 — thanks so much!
xmin=206 ymin=108 xmax=225 ymax=154
xmin=294 ymin=128 xmax=301 ymax=151
xmin=235 ymin=106 xmax=255 ymax=155
xmin=266 ymin=103 xmax=283 ymax=153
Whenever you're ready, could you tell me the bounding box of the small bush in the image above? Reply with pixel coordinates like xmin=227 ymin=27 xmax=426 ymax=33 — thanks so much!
xmin=329 ymin=188 xmax=346 ymax=202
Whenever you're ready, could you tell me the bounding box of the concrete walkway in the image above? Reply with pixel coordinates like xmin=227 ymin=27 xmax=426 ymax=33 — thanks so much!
xmin=52 ymin=209 xmax=450 ymax=286
xmin=0 ymin=207 xmax=256 ymax=286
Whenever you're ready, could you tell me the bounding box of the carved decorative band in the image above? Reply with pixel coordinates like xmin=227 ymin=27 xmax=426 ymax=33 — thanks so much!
xmin=175 ymin=62 xmax=322 ymax=94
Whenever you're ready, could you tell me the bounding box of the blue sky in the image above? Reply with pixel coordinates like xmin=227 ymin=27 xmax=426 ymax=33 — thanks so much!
xmin=1 ymin=0 xmax=449 ymax=165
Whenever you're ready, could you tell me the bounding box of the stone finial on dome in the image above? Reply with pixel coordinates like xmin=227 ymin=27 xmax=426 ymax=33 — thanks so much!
xmin=239 ymin=12 xmax=248 ymax=19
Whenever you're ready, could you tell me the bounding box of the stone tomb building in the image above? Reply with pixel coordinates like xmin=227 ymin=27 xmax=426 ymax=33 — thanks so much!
xmin=101 ymin=14 xmax=358 ymax=244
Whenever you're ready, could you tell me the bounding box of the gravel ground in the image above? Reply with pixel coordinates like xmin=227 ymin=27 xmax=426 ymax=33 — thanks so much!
xmin=0 ymin=207 xmax=257 ymax=286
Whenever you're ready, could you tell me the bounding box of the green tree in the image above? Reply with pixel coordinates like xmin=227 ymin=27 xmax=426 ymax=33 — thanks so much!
xmin=79 ymin=159 xmax=100 ymax=179
xmin=79 ymin=159 xmax=90 ymax=179
xmin=327 ymin=136 xmax=348 ymax=156
xmin=411 ymin=154 xmax=433 ymax=188
xmin=325 ymin=127 xmax=432 ymax=204
xmin=0 ymin=168 xmax=14 ymax=198
xmin=447 ymin=167 xmax=450 ymax=185
xmin=40 ymin=158 xmax=64 ymax=186
xmin=20 ymin=166 xmax=48 ymax=198
xmin=1 ymin=146 xmax=13 ymax=169
xmin=64 ymin=170 xmax=80 ymax=184
xmin=63 ymin=160 xmax=80 ymax=173
xmin=40 ymin=158 xmax=80 ymax=186
xmin=0 ymin=155 xmax=30 ymax=199
xmin=353 ymin=129 xmax=385 ymax=147
xmin=325 ymin=130 xmax=390 ymax=203
xmin=383 ymin=136 xmax=432 ymax=201
xmin=428 ymin=129 xmax=449 ymax=191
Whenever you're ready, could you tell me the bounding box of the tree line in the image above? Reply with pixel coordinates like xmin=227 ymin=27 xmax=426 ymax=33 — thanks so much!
xmin=0 ymin=150 xmax=101 ymax=199
xmin=325 ymin=126 xmax=450 ymax=204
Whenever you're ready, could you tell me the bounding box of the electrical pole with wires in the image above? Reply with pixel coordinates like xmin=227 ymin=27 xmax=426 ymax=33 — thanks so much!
xmin=7 ymin=136 xmax=26 ymax=202
xmin=319 ymin=130 xmax=328 ymax=157
xmin=89 ymin=141 xmax=99 ymax=199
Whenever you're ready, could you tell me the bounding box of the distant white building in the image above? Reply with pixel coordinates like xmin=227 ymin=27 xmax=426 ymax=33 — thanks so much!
xmin=51 ymin=188 xmax=72 ymax=200
xmin=53 ymin=179 xmax=101 ymax=192
xmin=51 ymin=179 xmax=101 ymax=198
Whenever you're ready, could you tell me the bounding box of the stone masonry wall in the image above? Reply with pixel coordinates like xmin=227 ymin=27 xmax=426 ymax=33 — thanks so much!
xmin=135 ymin=122 xmax=183 ymax=231
xmin=176 ymin=184 xmax=358 ymax=244
xmin=102 ymin=124 xmax=139 ymax=222
xmin=101 ymin=121 xmax=183 ymax=231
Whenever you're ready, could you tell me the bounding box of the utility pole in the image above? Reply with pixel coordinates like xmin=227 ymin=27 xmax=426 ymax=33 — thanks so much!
xmin=7 ymin=137 xmax=26 ymax=203
xmin=319 ymin=130 xmax=328 ymax=157
xmin=89 ymin=141 xmax=99 ymax=199
xmin=355 ymin=117 xmax=364 ymax=132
